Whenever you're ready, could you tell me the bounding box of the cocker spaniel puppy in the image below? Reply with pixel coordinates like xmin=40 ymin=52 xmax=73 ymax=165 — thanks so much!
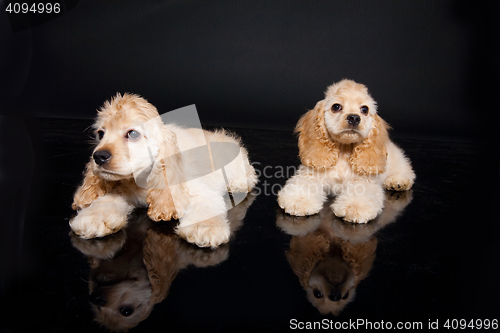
xmin=70 ymin=93 xmax=257 ymax=248
xmin=278 ymin=79 xmax=415 ymax=223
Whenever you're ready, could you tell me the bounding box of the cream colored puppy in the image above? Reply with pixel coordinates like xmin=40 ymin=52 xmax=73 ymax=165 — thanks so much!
xmin=278 ymin=79 xmax=415 ymax=223
xmin=70 ymin=93 xmax=257 ymax=248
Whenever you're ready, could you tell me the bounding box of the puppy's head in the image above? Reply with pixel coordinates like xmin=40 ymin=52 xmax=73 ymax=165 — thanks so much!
xmin=306 ymin=255 xmax=356 ymax=315
xmin=296 ymin=79 xmax=389 ymax=174
xmin=323 ymin=80 xmax=378 ymax=144
xmin=286 ymin=231 xmax=358 ymax=316
xmin=89 ymin=269 xmax=154 ymax=332
xmin=90 ymin=279 xmax=154 ymax=331
xmin=91 ymin=93 xmax=163 ymax=181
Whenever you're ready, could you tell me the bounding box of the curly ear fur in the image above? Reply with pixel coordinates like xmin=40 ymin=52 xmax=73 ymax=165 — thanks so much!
xmin=143 ymin=229 xmax=180 ymax=304
xmin=286 ymin=231 xmax=330 ymax=288
xmin=341 ymin=237 xmax=377 ymax=284
xmin=349 ymin=114 xmax=389 ymax=175
xmin=72 ymin=160 xmax=113 ymax=210
xmin=296 ymin=100 xmax=339 ymax=169
xmin=146 ymin=125 xmax=190 ymax=221
xmin=287 ymin=231 xmax=377 ymax=296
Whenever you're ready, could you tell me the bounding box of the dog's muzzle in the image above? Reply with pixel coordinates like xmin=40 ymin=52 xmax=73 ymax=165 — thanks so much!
xmin=346 ymin=114 xmax=361 ymax=126
xmin=93 ymin=150 xmax=112 ymax=166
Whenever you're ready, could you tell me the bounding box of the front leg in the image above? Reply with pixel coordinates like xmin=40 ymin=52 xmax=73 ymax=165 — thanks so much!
xmin=176 ymin=194 xmax=230 ymax=248
xmin=383 ymin=142 xmax=416 ymax=191
xmin=384 ymin=174 xmax=415 ymax=191
xmin=147 ymin=189 xmax=179 ymax=221
xmin=331 ymin=181 xmax=384 ymax=223
xmin=72 ymin=161 xmax=113 ymax=210
xmin=146 ymin=184 xmax=189 ymax=221
xmin=277 ymin=175 xmax=326 ymax=216
xmin=70 ymin=193 xmax=133 ymax=239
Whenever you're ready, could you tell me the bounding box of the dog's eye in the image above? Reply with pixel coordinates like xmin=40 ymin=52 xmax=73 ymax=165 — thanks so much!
xmin=313 ymin=289 xmax=323 ymax=299
xmin=126 ymin=130 xmax=141 ymax=140
xmin=119 ymin=306 xmax=134 ymax=317
xmin=96 ymin=130 xmax=104 ymax=140
xmin=360 ymin=106 xmax=369 ymax=114
xmin=331 ymin=103 xmax=342 ymax=112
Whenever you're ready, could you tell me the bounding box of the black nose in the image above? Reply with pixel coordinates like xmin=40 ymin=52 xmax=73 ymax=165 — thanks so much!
xmin=328 ymin=291 xmax=342 ymax=302
xmin=93 ymin=150 xmax=112 ymax=165
xmin=346 ymin=114 xmax=361 ymax=126
xmin=89 ymin=293 xmax=107 ymax=306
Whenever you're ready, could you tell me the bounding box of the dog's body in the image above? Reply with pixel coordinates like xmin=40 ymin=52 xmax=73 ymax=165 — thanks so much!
xmin=278 ymin=79 xmax=415 ymax=223
xmin=70 ymin=93 xmax=257 ymax=248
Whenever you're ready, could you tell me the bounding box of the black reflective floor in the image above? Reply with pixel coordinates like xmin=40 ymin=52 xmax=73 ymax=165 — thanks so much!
xmin=1 ymin=118 xmax=499 ymax=332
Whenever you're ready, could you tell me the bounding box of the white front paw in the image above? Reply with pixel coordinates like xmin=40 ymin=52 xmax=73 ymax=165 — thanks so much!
xmin=70 ymin=206 xmax=128 ymax=239
xmin=384 ymin=175 xmax=414 ymax=191
xmin=278 ymin=196 xmax=323 ymax=216
xmin=277 ymin=183 xmax=325 ymax=216
xmin=331 ymin=199 xmax=382 ymax=224
xmin=228 ymin=175 xmax=255 ymax=193
xmin=176 ymin=217 xmax=230 ymax=248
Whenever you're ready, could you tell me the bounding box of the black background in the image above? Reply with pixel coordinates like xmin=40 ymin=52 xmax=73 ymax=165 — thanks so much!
xmin=1 ymin=1 xmax=500 ymax=332
xmin=2 ymin=0 xmax=499 ymax=140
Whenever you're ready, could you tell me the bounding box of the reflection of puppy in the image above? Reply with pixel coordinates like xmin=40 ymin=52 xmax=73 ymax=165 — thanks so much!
xmin=278 ymin=79 xmax=415 ymax=223
xmin=285 ymin=223 xmax=377 ymax=316
xmin=278 ymin=191 xmax=412 ymax=315
xmin=71 ymin=193 xmax=256 ymax=332
xmin=70 ymin=93 xmax=257 ymax=248
xmin=71 ymin=213 xmax=153 ymax=331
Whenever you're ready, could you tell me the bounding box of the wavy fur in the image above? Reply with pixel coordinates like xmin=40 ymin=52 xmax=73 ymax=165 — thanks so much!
xmin=278 ymin=79 xmax=415 ymax=223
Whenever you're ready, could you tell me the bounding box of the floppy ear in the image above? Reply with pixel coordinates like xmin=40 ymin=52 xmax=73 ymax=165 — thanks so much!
xmin=146 ymin=125 xmax=190 ymax=221
xmin=341 ymin=237 xmax=377 ymax=284
xmin=143 ymin=229 xmax=180 ymax=304
xmin=72 ymin=160 xmax=113 ymax=210
xmin=349 ymin=114 xmax=389 ymax=175
xmin=296 ymin=100 xmax=339 ymax=169
xmin=286 ymin=231 xmax=330 ymax=288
